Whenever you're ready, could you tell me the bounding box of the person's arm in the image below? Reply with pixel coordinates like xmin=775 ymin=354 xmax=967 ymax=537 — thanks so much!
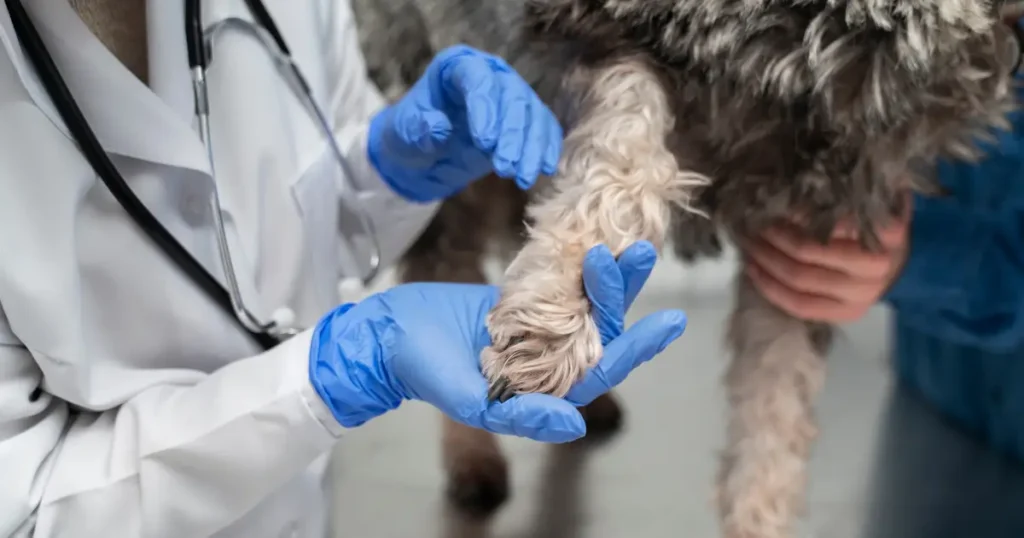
xmin=0 ymin=303 xmax=344 ymax=538
xmin=316 ymin=0 xmax=440 ymax=271
xmin=883 ymin=188 xmax=1024 ymax=352
xmin=881 ymin=20 xmax=1024 ymax=351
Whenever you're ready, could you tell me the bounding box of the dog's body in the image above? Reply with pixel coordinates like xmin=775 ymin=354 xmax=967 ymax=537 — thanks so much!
xmin=352 ymin=1 xmax=1021 ymax=535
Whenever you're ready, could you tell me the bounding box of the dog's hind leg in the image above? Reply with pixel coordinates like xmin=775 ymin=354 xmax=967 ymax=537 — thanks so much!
xmin=716 ymin=273 xmax=829 ymax=538
xmin=480 ymin=56 xmax=710 ymax=400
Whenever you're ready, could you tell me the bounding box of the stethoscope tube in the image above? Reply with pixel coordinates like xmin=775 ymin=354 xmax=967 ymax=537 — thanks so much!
xmin=6 ymin=0 xmax=279 ymax=351
xmin=183 ymin=0 xmax=382 ymax=337
xmin=189 ymin=7 xmax=382 ymax=287
xmin=186 ymin=0 xmax=296 ymax=339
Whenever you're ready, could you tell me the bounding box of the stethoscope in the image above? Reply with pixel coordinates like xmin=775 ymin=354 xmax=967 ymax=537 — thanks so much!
xmin=6 ymin=0 xmax=382 ymax=351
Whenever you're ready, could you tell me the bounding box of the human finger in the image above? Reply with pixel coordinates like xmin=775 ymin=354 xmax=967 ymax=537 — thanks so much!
xmin=491 ymin=73 xmax=530 ymax=180
xmin=542 ymin=111 xmax=563 ymax=176
xmin=440 ymin=53 xmax=500 ymax=150
xmin=761 ymin=224 xmax=892 ymax=278
xmin=747 ymin=262 xmax=869 ymax=323
xmin=476 ymin=393 xmax=586 ymax=443
xmin=513 ymin=94 xmax=549 ymax=189
xmin=583 ymin=244 xmax=626 ymax=343
xmin=616 ymin=240 xmax=657 ymax=312
xmin=746 ymin=238 xmax=882 ymax=301
xmin=829 ymin=219 xmax=860 ymax=240
xmin=565 ymin=309 xmax=686 ymax=406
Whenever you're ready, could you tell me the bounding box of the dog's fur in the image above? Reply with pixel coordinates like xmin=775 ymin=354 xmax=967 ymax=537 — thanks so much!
xmin=58 ymin=0 xmax=1021 ymax=535
xmin=356 ymin=1 xmax=1022 ymax=536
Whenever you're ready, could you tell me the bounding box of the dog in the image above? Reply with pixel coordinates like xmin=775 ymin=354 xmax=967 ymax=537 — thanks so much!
xmin=352 ymin=1 xmax=1024 ymax=536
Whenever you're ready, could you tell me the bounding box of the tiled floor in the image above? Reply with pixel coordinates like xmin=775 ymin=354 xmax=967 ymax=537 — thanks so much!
xmin=328 ymin=252 xmax=1024 ymax=538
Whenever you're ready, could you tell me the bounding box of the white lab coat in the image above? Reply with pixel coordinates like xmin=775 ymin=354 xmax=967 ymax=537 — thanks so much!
xmin=0 ymin=0 xmax=438 ymax=537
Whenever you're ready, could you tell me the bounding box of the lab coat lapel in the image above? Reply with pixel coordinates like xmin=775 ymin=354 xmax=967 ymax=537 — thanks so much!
xmin=144 ymin=0 xmax=253 ymax=126
xmin=2 ymin=0 xmax=211 ymax=176
xmin=146 ymin=0 xmax=195 ymax=126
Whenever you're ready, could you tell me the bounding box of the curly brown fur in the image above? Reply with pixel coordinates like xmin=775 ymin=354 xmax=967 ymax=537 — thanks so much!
xmin=354 ymin=0 xmax=1022 ymax=534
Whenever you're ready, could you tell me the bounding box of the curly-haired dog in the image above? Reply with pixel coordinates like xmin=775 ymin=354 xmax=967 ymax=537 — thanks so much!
xmin=353 ymin=0 xmax=1024 ymax=535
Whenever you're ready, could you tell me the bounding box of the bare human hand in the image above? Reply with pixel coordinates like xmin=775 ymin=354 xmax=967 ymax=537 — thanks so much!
xmin=744 ymin=197 xmax=912 ymax=323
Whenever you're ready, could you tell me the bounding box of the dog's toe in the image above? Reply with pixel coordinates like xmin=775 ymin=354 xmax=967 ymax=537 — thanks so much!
xmin=486 ymin=376 xmax=515 ymax=403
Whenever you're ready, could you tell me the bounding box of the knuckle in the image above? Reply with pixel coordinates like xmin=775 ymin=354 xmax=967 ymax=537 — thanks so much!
xmin=788 ymin=241 xmax=816 ymax=262
xmin=788 ymin=267 xmax=819 ymax=292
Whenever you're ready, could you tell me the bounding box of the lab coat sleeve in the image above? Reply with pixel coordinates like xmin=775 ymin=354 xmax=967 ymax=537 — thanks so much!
xmin=321 ymin=0 xmax=439 ymax=269
xmin=0 ymin=304 xmax=346 ymax=538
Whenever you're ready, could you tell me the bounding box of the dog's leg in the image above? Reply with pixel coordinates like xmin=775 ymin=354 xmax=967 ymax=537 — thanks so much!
xmin=440 ymin=414 xmax=509 ymax=516
xmin=716 ymin=273 xmax=830 ymax=538
xmin=481 ymin=56 xmax=710 ymax=399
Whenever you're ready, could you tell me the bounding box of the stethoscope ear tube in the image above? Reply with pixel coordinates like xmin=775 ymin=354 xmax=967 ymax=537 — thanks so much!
xmin=184 ymin=0 xmax=206 ymax=69
xmin=6 ymin=0 xmax=278 ymax=351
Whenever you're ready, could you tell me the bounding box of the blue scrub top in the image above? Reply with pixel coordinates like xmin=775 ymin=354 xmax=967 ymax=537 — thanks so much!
xmin=884 ymin=71 xmax=1024 ymax=460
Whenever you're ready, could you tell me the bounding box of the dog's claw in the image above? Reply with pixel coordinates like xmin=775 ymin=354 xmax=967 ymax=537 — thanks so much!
xmin=487 ymin=377 xmax=515 ymax=402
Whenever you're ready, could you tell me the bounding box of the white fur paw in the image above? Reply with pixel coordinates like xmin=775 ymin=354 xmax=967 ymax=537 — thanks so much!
xmin=480 ymin=282 xmax=603 ymax=401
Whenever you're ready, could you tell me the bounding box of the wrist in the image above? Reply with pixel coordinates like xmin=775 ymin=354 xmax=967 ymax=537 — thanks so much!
xmin=308 ymin=302 xmax=405 ymax=428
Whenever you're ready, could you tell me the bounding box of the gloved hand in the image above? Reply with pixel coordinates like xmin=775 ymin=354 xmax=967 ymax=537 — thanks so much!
xmin=367 ymin=44 xmax=562 ymax=202
xmin=308 ymin=241 xmax=687 ymax=443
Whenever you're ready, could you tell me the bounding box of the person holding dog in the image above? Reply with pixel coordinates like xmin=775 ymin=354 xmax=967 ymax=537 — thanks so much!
xmin=746 ymin=18 xmax=1024 ymax=462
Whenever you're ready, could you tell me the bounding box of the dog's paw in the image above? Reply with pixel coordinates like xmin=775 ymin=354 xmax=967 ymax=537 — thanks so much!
xmin=480 ymin=284 xmax=603 ymax=401
xmin=445 ymin=449 xmax=509 ymax=517
xmin=577 ymin=392 xmax=624 ymax=442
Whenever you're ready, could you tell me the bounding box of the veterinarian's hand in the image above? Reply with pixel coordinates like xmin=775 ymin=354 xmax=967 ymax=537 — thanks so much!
xmin=367 ymin=44 xmax=562 ymax=202
xmin=307 ymin=241 xmax=687 ymax=442
xmin=745 ymin=198 xmax=912 ymax=323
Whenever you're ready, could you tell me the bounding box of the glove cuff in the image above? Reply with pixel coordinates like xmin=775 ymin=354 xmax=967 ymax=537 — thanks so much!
xmin=308 ymin=303 xmax=405 ymax=428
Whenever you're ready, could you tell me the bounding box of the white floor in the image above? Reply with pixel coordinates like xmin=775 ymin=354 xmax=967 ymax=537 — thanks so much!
xmin=328 ymin=252 xmax=1024 ymax=538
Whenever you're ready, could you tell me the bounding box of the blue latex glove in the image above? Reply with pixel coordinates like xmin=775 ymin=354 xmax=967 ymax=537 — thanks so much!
xmin=367 ymin=44 xmax=562 ymax=202
xmin=308 ymin=241 xmax=687 ymax=443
